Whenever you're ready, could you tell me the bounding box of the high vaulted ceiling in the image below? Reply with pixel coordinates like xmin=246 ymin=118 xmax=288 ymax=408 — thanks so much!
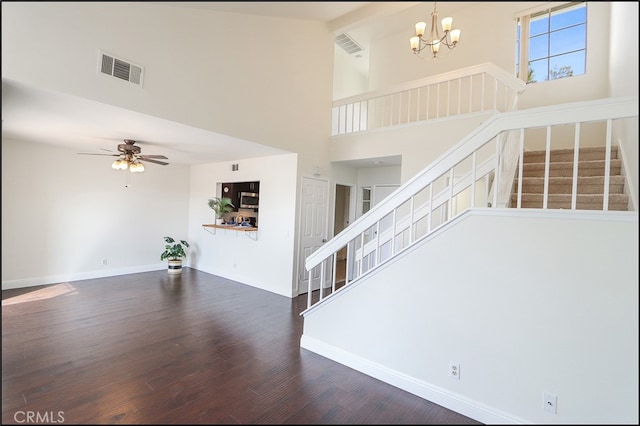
xmin=2 ymin=2 xmax=422 ymax=167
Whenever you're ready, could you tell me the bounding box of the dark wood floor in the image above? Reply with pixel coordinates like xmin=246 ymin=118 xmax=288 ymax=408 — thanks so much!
xmin=2 ymin=268 xmax=481 ymax=425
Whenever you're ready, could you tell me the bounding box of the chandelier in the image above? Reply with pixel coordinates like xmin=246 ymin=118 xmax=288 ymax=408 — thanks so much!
xmin=410 ymin=2 xmax=461 ymax=57
xmin=112 ymin=154 xmax=145 ymax=173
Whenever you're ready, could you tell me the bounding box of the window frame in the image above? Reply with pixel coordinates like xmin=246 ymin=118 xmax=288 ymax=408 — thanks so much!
xmin=516 ymin=1 xmax=587 ymax=84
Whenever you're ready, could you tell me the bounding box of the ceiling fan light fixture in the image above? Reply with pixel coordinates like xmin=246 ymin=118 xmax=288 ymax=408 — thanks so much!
xmin=80 ymin=139 xmax=168 ymax=171
xmin=130 ymin=161 xmax=144 ymax=173
xmin=112 ymin=158 xmax=129 ymax=170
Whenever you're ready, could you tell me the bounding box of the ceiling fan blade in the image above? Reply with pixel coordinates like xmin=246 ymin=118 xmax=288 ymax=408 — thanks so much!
xmin=77 ymin=153 xmax=120 ymax=156
xmin=139 ymin=154 xmax=168 ymax=159
xmin=139 ymin=158 xmax=169 ymax=166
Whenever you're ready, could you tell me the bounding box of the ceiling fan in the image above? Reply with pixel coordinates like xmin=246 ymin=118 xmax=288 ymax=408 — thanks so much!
xmin=78 ymin=139 xmax=169 ymax=172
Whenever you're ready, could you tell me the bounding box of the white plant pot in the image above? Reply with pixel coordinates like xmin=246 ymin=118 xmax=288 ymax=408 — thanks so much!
xmin=167 ymin=259 xmax=183 ymax=274
xmin=216 ymin=217 xmax=224 ymax=225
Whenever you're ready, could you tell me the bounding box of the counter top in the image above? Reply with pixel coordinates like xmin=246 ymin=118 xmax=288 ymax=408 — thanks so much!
xmin=202 ymin=224 xmax=258 ymax=232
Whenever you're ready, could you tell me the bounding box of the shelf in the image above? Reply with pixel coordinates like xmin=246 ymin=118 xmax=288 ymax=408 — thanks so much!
xmin=202 ymin=224 xmax=258 ymax=232
xmin=202 ymin=224 xmax=258 ymax=240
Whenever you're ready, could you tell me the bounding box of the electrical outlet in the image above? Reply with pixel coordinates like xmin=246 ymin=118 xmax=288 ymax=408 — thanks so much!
xmin=449 ymin=362 xmax=460 ymax=380
xmin=543 ymin=392 xmax=557 ymax=414
xmin=101 ymin=258 xmax=108 ymax=266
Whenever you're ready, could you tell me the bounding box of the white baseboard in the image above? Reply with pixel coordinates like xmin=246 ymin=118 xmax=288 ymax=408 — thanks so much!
xmin=1 ymin=263 xmax=166 ymax=290
xmin=300 ymin=334 xmax=529 ymax=425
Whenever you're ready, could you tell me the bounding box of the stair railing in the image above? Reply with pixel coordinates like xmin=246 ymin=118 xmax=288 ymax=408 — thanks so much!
xmin=332 ymin=62 xmax=526 ymax=136
xmin=305 ymin=96 xmax=638 ymax=311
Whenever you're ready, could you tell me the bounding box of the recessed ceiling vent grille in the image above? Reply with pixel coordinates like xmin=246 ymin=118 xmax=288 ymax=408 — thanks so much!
xmin=335 ymin=33 xmax=363 ymax=55
xmin=99 ymin=51 xmax=144 ymax=87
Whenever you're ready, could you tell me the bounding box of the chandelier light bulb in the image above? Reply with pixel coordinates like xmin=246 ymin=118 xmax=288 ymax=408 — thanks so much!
xmin=441 ymin=17 xmax=453 ymax=32
xmin=410 ymin=36 xmax=420 ymax=51
xmin=431 ymin=40 xmax=441 ymax=54
xmin=450 ymin=29 xmax=461 ymax=44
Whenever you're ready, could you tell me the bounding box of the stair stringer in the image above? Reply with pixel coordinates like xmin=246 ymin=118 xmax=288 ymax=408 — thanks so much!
xmin=301 ymin=208 xmax=639 ymax=425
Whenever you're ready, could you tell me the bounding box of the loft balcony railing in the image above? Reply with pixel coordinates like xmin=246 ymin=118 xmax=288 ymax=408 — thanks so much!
xmin=307 ymin=96 xmax=638 ymax=311
xmin=332 ymin=63 xmax=526 ymax=136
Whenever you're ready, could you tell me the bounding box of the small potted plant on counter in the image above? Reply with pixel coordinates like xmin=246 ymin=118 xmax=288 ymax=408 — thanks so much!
xmin=160 ymin=236 xmax=190 ymax=275
xmin=208 ymin=196 xmax=235 ymax=225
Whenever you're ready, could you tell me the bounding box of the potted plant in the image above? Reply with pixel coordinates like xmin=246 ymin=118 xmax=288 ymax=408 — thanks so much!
xmin=160 ymin=236 xmax=190 ymax=275
xmin=208 ymin=196 xmax=235 ymax=225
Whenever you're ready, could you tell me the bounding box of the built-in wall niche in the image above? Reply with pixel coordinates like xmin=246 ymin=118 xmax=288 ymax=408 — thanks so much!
xmin=220 ymin=181 xmax=260 ymax=226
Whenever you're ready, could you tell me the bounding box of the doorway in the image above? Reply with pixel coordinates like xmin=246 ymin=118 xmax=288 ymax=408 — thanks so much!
xmin=297 ymin=176 xmax=329 ymax=296
xmin=333 ymin=184 xmax=353 ymax=285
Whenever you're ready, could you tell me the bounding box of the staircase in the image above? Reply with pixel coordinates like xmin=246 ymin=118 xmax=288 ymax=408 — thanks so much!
xmin=511 ymin=146 xmax=629 ymax=211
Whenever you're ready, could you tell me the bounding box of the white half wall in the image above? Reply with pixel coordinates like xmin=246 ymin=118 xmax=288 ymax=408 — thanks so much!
xmin=302 ymin=210 xmax=639 ymax=424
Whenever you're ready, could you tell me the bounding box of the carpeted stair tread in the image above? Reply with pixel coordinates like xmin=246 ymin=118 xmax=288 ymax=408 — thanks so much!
xmin=523 ymin=146 xmax=618 ymax=163
xmin=510 ymin=145 xmax=627 ymax=211
xmin=511 ymin=193 xmax=629 ymax=211
xmin=515 ymin=176 xmax=626 ymax=194
xmin=520 ymin=159 xmax=622 ymax=177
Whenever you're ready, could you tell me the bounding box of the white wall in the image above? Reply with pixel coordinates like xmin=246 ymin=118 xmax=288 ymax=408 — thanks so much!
xmin=188 ymin=154 xmax=299 ymax=298
xmin=331 ymin=113 xmax=493 ymax=182
xmin=609 ymin=2 xmax=639 ymax=207
xmin=369 ymin=2 xmax=518 ymax=89
xmin=366 ymin=2 xmax=612 ymax=109
xmin=1 ymin=2 xmax=336 ymax=294
xmin=1 ymin=1 xmax=333 ymax=177
xmin=1 ymin=138 xmax=190 ymax=288
xmin=333 ymin=45 xmax=369 ymax=100
xmin=357 ymin=166 xmax=400 ymax=190
xmin=302 ymin=210 xmax=639 ymax=424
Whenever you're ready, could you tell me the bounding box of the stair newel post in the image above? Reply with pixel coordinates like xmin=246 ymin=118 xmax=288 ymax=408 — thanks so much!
xmin=603 ymin=119 xmax=613 ymax=211
xmin=571 ymin=123 xmax=581 ymax=210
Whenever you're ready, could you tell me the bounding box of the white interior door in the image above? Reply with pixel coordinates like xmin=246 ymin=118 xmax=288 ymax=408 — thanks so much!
xmin=297 ymin=176 xmax=329 ymax=295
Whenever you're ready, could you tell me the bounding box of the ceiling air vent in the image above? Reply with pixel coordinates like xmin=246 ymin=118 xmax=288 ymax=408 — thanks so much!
xmin=335 ymin=33 xmax=363 ymax=55
xmin=99 ymin=51 xmax=144 ymax=87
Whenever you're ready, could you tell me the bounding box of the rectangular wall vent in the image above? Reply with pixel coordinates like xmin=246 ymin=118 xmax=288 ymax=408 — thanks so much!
xmin=99 ymin=51 xmax=144 ymax=87
xmin=335 ymin=33 xmax=363 ymax=55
